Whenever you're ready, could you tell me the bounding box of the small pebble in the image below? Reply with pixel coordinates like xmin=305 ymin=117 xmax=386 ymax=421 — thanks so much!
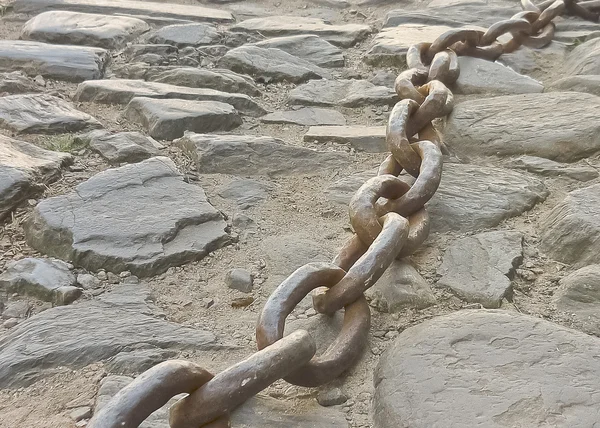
xmin=3 ymin=318 xmax=18 ymax=329
xmin=69 ymin=406 xmax=92 ymax=422
xmin=317 ymin=387 xmax=348 ymax=407
xmin=202 ymin=298 xmax=215 ymax=308
xmin=107 ymin=272 xmax=120 ymax=284
xmin=97 ymin=271 xmax=108 ymax=281
xmin=231 ymin=296 xmax=254 ymax=308
xmin=225 ymin=268 xmax=253 ymax=293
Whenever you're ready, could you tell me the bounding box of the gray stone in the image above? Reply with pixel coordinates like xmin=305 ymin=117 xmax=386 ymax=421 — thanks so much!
xmin=225 ymin=268 xmax=253 ymax=293
xmin=374 ymin=310 xmax=600 ymax=428
xmin=231 ymin=16 xmax=370 ymax=47
xmin=77 ymin=273 xmax=101 ymax=289
xmin=509 ymin=155 xmax=599 ymax=182
xmin=146 ymin=23 xmax=220 ymax=48
xmin=253 ymin=35 xmax=345 ymax=68
xmin=304 ymin=125 xmax=386 ymax=152
xmin=74 ymin=79 xmax=266 ymax=117
xmin=564 ymin=37 xmax=600 ymax=75
xmin=149 ymin=67 xmax=261 ymax=96
xmin=262 ymin=108 xmax=346 ymax=126
xmin=3 ymin=319 xmax=19 ymax=329
xmin=218 ymin=179 xmax=273 ymax=209
xmin=24 ymin=157 xmax=230 ymax=277
xmin=366 ymin=260 xmax=436 ymax=312
xmin=123 ymin=44 xmax=177 ymax=61
xmin=70 ymin=407 xmax=92 ymax=422
xmin=555 ymin=265 xmax=600 ymax=333
xmin=54 ymin=285 xmax=82 ymax=306
xmin=317 ymin=388 xmax=348 ymax=407
xmin=1 ymin=301 xmax=32 ymax=320
xmin=0 ymin=257 xmax=76 ymax=302
xmin=454 ymin=57 xmax=543 ymax=95
xmin=176 ymin=132 xmax=350 ymax=176
xmin=0 ymin=94 xmax=101 ymax=134
xmin=81 ymin=130 xmax=161 ymax=164
xmin=219 ymin=46 xmax=332 ymax=84
xmin=498 ymin=42 xmax=569 ymax=76
xmin=541 ymin=184 xmax=600 ymax=268
xmin=0 ymin=71 xmax=40 ymax=95
xmin=105 ymin=347 xmax=177 ymax=375
xmin=443 ymin=93 xmax=600 ymax=162
xmin=548 ymin=74 xmax=600 ymax=97
xmin=437 ymin=231 xmax=523 ymax=308
xmin=261 ymin=234 xmax=333 ymax=277
xmin=369 ymin=70 xmax=396 ymax=88
xmin=289 ymin=79 xmax=396 ymax=107
xmin=325 ymin=169 xmax=376 ymax=206
xmin=0 ymin=284 xmax=224 ymax=387
xmin=0 ymin=135 xmax=72 ymax=220
xmin=21 ymin=11 xmax=150 ymax=49
xmin=0 ymin=40 xmax=108 ymax=82
xmin=124 ymin=97 xmax=242 ymax=140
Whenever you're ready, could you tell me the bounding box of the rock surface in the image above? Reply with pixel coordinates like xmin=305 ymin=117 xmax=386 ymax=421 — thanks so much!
xmin=564 ymin=37 xmax=600 ymax=75
xmin=81 ymin=130 xmax=162 ymax=164
xmin=437 ymin=231 xmax=523 ymax=308
xmin=509 ymin=155 xmax=599 ymax=182
xmin=443 ymin=93 xmax=600 ymax=162
xmin=149 ymin=67 xmax=261 ymax=96
xmin=146 ymin=23 xmax=219 ymax=48
xmin=304 ymin=125 xmax=386 ymax=152
xmin=262 ymin=108 xmax=346 ymax=126
xmin=0 ymin=71 xmax=40 ymax=94
xmin=225 ymin=268 xmax=253 ymax=293
xmin=253 ymin=35 xmax=345 ymax=68
xmin=218 ymin=179 xmax=273 ymax=209
xmin=374 ymin=310 xmax=600 ymax=428
xmin=289 ymin=79 xmax=396 ymax=107
xmin=24 ymin=157 xmax=230 ymax=276
xmin=555 ymin=265 xmax=600 ymax=335
xmin=548 ymin=74 xmax=600 ymax=96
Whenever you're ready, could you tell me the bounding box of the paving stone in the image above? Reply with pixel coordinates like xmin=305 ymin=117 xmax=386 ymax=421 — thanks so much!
xmin=218 ymin=179 xmax=273 ymax=209
xmin=443 ymin=93 xmax=600 ymax=162
xmin=374 ymin=310 xmax=600 ymax=428
xmin=149 ymin=67 xmax=261 ymax=96
xmin=0 ymin=284 xmax=223 ymax=387
xmin=219 ymin=46 xmax=332 ymax=84
xmin=564 ymin=37 xmax=600 ymax=75
xmin=437 ymin=231 xmax=523 ymax=308
xmin=231 ymin=16 xmax=371 ymax=47
xmin=548 ymin=74 xmax=600 ymax=97
xmin=105 ymin=347 xmax=178 ymax=376
xmin=80 ymin=130 xmax=162 ymax=164
xmin=304 ymin=125 xmax=386 ymax=152
xmin=123 ymin=44 xmax=177 ymax=61
xmin=176 ymin=132 xmax=350 ymax=176
xmin=69 ymin=407 xmax=92 ymax=422
xmin=262 ymin=108 xmax=346 ymax=126
xmin=509 ymin=155 xmax=599 ymax=182
xmin=0 ymin=40 xmax=108 ymax=82
xmin=146 ymin=23 xmax=220 ymax=48
xmin=497 ymin=41 xmax=569 ymax=76
xmin=0 ymin=71 xmax=40 ymax=95
xmin=383 ymin=4 xmax=515 ymax=29
xmin=0 ymin=94 xmax=101 ymax=134
xmin=74 ymin=79 xmax=266 ymax=117
xmin=0 ymin=135 xmax=72 ymax=220
xmin=225 ymin=268 xmax=253 ymax=293
xmin=555 ymin=265 xmax=600 ymax=335
xmin=253 ymin=35 xmax=345 ymax=68
xmin=288 ymin=79 xmax=396 ymax=107
xmin=124 ymin=97 xmax=242 ymax=140
xmin=21 ymin=11 xmax=150 ymax=49
xmin=24 ymin=157 xmax=230 ymax=277
xmin=366 ymin=260 xmax=436 ymax=312
xmin=541 ymin=183 xmax=600 ymax=268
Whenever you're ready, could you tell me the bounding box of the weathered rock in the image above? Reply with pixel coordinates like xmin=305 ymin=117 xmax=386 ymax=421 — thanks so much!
xmin=443 ymin=93 xmax=600 ymax=162
xmin=231 ymin=16 xmax=371 ymax=47
xmin=105 ymin=347 xmax=177 ymax=376
xmin=150 ymin=67 xmax=261 ymax=96
xmin=124 ymin=97 xmax=242 ymax=140
xmin=0 ymin=284 xmax=222 ymax=387
xmin=1 ymin=301 xmax=32 ymax=320
xmin=304 ymin=125 xmax=386 ymax=152
xmin=253 ymin=35 xmax=345 ymax=68
xmin=437 ymin=231 xmax=523 ymax=308
xmin=176 ymin=132 xmax=350 ymax=176
xmin=0 ymin=71 xmax=40 ymax=95
xmin=289 ymin=79 xmax=396 ymax=107
xmin=383 ymin=4 xmax=515 ymax=29
xmin=146 ymin=23 xmax=220 ymax=48
xmin=325 ymin=169 xmax=376 ymax=205
xmin=219 ymin=46 xmax=332 ymax=84
xmin=262 ymin=108 xmax=346 ymax=126
xmin=70 ymin=407 xmax=92 ymax=422
xmin=374 ymin=310 xmax=600 ymax=428
xmin=0 ymin=135 xmax=72 ymax=220
xmin=317 ymin=388 xmax=348 ymax=407
xmin=77 ymin=273 xmax=101 ymax=289
xmin=454 ymin=57 xmax=543 ymax=95
xmin=0 ymin=94 xmax=100 ymax=134
xmin=54 ymin=285 xmax=82 ymax=306
xmin=555 ymin=265 xmax=600 ymax=334
xmin=3 ymin=319 xmax=19 ymax=329
xmin=541 ymin=184 xmax=600 ymax=268
xmin=225 ymin=268 xmax=253 ymax=293
xmin=509 ymin=155 xmax=599 ymax=182
xmin=24 ymin=157 xmax=230 ymax=276
xmin=123 ymin=44 xmax=177 ymax=61
xmin=74 ymin=79 xmax=266 ymax=117
xmin=218 ymin=179 xmax=273 ymax=209
xmin=21 ymin=11 xmax=150 ymax=49
xmin=0 ymin=40 xmax=107 ymax=82
xmin=564 ymin=37 xmax=600 ymax=75
xmin=366 ymin=260 xmax=436 ymax=312
xmin=548 ymin=74 xmax=600 ymax=96
xmin=498 ymin=42 xmax=568 ymax=76
xmin=80 ymin=130 xmax=162 ymax=164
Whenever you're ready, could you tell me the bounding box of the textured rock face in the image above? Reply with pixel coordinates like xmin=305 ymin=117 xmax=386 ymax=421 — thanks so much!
xmin=149 ymin=67 xmax=261 ymax=96
xmin=509 ymin=155 xmax=599 ymax=182
xmin=548 ymin=74 xmax=600 ymax=96
xmin=82 ymin=130 xmax=162 ymax=164
xmin=443 ymin=93 xmax=600 ymax=162
xmin=304 ymin=125 xmax=386 ymax=152
xmin=0 ymin=71 xmax=40 ymax=94
xmin=262 ymin=108 xmax=346 ymax=126
xmin=288 ymin=79 xmax=397 ymax=107
xmin=555 ymin=265 xmax=600 ymax=335
xmin=253 ymin=35 xmax=345 ymax=68
xmin=146 ymin=23 xmax=219 ymax=48
xmin=564 ymin=37 xmax=600 ymax=75
xmin=24 ymin=157 xmax=230 ymax=276
xmin=374 ymin=310 xmax=600 ymax=428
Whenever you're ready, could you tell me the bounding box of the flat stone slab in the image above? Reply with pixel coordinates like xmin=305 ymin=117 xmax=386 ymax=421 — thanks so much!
xmin=289 ymin=79 xmax=396 ymax=107
xmin=21 ymin=11 xmax=150 ymax=49
xmin=218 ymin=179 xmax=273 ymax=209
xmin=146 ymin=23 xmax=220 ymax=48
xmin=548 ymin=74 xmax=600 ymax=97
xmin=383 ymin=4 xmax=515 ymax=29
xmin=262 ymin=108 xmax=346 ymax=126
xmin=0 ymin=135 xmax=72 ymax=220
xmin=555 ymin=264 xmax=600 ymax=335
xmin=74 ymin=79 xmax=266 ymax=117
xmin=253 ymin=35 xmax=345 ymax=68
xmin=541 ymin=183 xmax=600 ymax=268
xmin=0 ymin=94 xmax=101 ymax=134
xmin=0 ymin=284 xmax=222 ymax=388
xmin=454 ymin=57 xmax=543 ymax=95
xmin=509 ymin=155 xmax=599 ymax=182
xmin=24 ymin=157 xmax=230 ymax=276
xmin=0 ymin=71 xmax=40 ymax=95
xmin=124 ymin=97 xmax=242 ymax=140
xmin=176 ymin=132 xmax=350 ymax=176
xmin=443 ymin=93 xmax=600 ymax=162
xmin=0 ymin=40 xmax=108 ymax=82
xmin=437 ymin=231 xmax=523 ymax=308
xmin=80 ymin=130 xmax=161 ymax=164
xmin=231 ymin=16 xmax=371 ymax=47
xmin=304 ymin=125 xmax=386 ymax=152
xmin=219 ymin=46 xmax=332 ymax=84
xmin=564 ymin=37 xmax=600 ymax=75
xmin=374 ymin=310 xmax=600 ymax=428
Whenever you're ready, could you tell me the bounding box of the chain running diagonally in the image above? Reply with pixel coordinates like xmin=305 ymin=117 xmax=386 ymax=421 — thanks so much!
xmin=88 ymin=1 xmax=599 ymax=426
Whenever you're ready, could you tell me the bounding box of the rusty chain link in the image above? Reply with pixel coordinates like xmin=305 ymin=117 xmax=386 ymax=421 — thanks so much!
xmin=88 ymin=1 xmax=598 ymax=426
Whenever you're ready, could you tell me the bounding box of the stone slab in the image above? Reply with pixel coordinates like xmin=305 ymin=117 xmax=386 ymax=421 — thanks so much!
xmin=146 ymin=23 xmax=220 ymax=48
xmin=555 ymin=265 xmax=600 ymax=335
xmin=253 ymin=35 xmax=345 ymax=68
xmin=288 ymin=79 xmax=397 ymax=107
xmin=262 ymin=108 xmax=346 ymax=126
xmin=304 ymin=125 xmax=386 ymax=152
xmin=564 ymin=37 xmax=600 ymax=75
xmin=81 ymin=130 xmax=161 ymax=164
xmin=509 ymin=155 xmax=599 ymax=182
xmin=548 ymin=74 xmax=600 ymax=97
xmin=0 ymin=71 xmax=40 ymax=95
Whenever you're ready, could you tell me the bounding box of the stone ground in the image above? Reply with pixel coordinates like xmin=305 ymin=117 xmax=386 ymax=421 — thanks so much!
xmin=1 ymin=0 xmax=600 ymax=427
